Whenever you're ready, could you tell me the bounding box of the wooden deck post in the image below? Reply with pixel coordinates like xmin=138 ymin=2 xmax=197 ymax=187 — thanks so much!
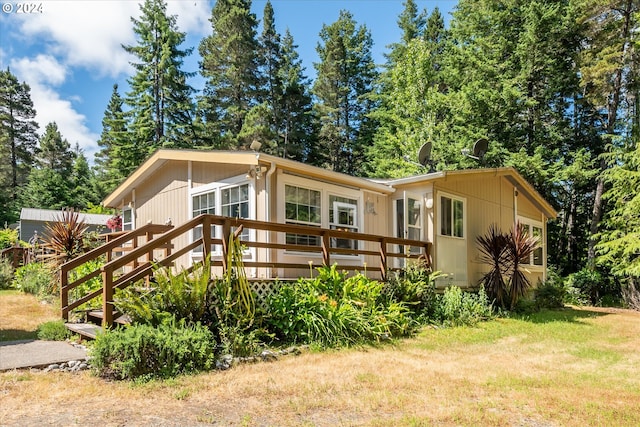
xmin=221 ymin=218 xmax=231 ymax=274
xmin=102 ymin=266 xmax=113 ymax=328
xmin=379 ymin=237 xmax=387 ymax=282
xmin=202 ymin=215 xmax=211 ymax=262
xmin=322 ymin=231 xmax=330 ymax=266
xmin=60 ymin=266 xmax=69 ymax=321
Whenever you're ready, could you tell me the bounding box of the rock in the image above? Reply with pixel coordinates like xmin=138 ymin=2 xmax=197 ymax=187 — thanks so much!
xmin=260 ymin=350 xmax=278 ymax=362
xmin=216 ymin=354 xmax=233 ymax=370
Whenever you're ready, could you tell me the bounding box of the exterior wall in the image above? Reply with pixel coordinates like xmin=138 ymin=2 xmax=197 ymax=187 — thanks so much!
xmin=395 ymin=174 xmax=549 ymax=289
xmin=19 ymin=220 xmax=107 ymax=243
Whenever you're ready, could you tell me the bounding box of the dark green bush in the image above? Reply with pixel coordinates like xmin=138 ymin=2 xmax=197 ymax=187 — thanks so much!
xmin=266 ymin=264 xmax=414 ymax=347
xmin=534 ymin=273 xmax=566 ymax=309
xmin=566 ymin=267 xmax=621 ymax=306
xmin=90 ymin=320 xmax=216 ymax=381
xmin=12 ymin=262 xmax=55 ymax=296
xmin=0 ymin=257 xmax=14 ymax=290
xmin=37 ymin=320 xmax=71 ymax=341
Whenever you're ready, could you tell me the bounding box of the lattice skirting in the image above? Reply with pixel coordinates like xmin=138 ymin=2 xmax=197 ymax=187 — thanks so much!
xmin=249 ymin=279 xmax=295 ymax=308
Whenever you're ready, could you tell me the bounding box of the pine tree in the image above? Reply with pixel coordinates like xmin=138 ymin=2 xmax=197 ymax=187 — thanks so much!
xmin=313 ymin=10 xmax=378 ymax=174
xmin=0 ymin=68 xmax=38 ymax=223
xmin=386 ymin=0 xmax=426 ymax=64
xmin=124 ymin=0 xmax=196 ymax=154
xmin=278 ymin=30 xmax=316 ymax=161
xmin=199 ymin=0 xmax=261 ymax=149
xmin=20 ymin=122 xmax=75 ymax=210
xmin=95 ymin=84 xmax=139 ymax=192
xmin=578 ymin=0 xmax=639 ymax=264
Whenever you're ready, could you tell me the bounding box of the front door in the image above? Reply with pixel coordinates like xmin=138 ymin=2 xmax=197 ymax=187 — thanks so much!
xmin=395 ymin=192 xmax=424 ymax=267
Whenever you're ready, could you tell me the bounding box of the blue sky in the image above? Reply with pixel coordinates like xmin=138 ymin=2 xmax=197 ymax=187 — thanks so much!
xmin=0 ymin=0 xmax=456 ymax=162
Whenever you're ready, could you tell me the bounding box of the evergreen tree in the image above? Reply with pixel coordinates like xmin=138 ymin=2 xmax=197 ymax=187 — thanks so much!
xmin=577 ymin=0 xmax=639 ymax=264
xmin=278 ymin=29 xmax=316 ymax=161
xmin=0 ymin=68 xmax=38 ymax=224
xmin=124 ymin=0 xmax=196 ymax=153
xmin=368 ymin=8 xmax=450 ymax=178
xmin=312 ymin=10 xmax=378 ymax=174
xmin=199 ymin=0 xmax=261 ymax=149
xmin=386 ymin=0 xmax=426 ymax=64
xmin=71 ymin=145 xmax=101 ymax=209
xmin=95 ymin=84 xmax=138 ymax=192
xmin=20 ymin=122 xmax=75 ymax=210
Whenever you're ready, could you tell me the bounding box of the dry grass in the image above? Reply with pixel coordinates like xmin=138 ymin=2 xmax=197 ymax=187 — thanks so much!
xmin=0 ymin=290 xmax=59 ymax=341
xmin=1 ymin=292 xmax=639 ymax=426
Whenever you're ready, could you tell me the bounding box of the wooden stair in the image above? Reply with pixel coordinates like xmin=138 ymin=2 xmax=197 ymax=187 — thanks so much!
xmin=65 ymin=310 xmax=131 ymax=340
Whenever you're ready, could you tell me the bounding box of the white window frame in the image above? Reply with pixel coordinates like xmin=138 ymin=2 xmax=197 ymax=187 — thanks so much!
xmin=284 ymin=183 xmax=323 ymax=247
xmin=122 ymin=206 xmax=134 ymax=231
xmin=517 ymin=216 xmax=545 ymax=268
xmin=438 ymin=192 xmax=465 ymax=239
xmin=189 ymin=174 xmax=256 ymax=260
xmin=279 ymin=174 xmax=363 ymax=260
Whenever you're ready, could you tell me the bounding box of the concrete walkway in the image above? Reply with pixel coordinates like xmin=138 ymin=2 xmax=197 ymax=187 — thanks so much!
xmin=0 ymin=340 xmax=88 ymax=371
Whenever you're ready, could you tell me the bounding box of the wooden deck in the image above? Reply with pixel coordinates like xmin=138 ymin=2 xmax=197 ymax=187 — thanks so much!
xmin=60 ymin=214 xmax=433 ymax=330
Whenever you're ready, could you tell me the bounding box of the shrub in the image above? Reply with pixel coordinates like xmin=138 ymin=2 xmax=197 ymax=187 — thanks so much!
xmin=37 ymin=320 xmax=71 ymax=341
xmin=12 ymin=262 xmax=56 ymax=297
xmin=0 ymin=227 xmax=19 ymax=250
xmin=0 ymin=257 xmax=14 ymax=290
xmin=69 ymin=258 xmax=104 ymax=310
xmin=382 ymin=261 xmax=442 ymax=319
xmin=266 ymin=264 xmax=415 ymax=347
xmin=534 ymin=273 xmax=566 ymax=309
xmin=114 ymin=258 xmax=214 ymax=327
xmin=90 ymin=320 xmax=216 ymax=381
xmin=43 ymin=209 xmax=88 ymax=265
xmin=565 ymin=267 xmax=621 ymax=306
xmin=435 ymin=286 xmax=494 ymax=327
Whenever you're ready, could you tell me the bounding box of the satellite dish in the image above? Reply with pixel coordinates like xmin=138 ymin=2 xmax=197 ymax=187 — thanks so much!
xmin=417 ymin=142 xmax=432 ymax=167
xmin=462 ymin=138 xmax=489 ymax=160
xmin=472 ymin=138 xmax=488 ymax=159
xmin=250 ymin=139 xmax=262 ymax=151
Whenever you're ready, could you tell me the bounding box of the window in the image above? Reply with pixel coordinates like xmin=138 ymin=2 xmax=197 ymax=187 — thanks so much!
xmin=440 ymin=195 xmax=464 ymax=238
xmin=122 ymin=207 xmax=133 ymax=231
xmin=192 ymin=190 xmax=216 ymax=253
xmin=285 ymin=185 xmax=321 ymax=246
xmin=222 ymin=184 xmax=249 ymax=240
xmin=329 ymin=195 xmax=358 ymax=250
xmin=189 ymin=178 xmax=254 ymax=256
xmin=519 ymin=219 xmax=544 ymax=267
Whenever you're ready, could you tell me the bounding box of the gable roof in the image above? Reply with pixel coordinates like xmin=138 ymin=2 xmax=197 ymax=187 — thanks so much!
xmin=102 ymin=149 xmax=396 ymax=207
xmin=379 ymin=167 xmax=557 ymax=219
xmin=20 ymin=208 xmax=112 ymax=225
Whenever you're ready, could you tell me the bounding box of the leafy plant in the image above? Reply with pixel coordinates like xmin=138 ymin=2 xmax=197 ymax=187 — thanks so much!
xmin=266 ymin=264 xmax=415 ymax=347
xmin=565 ymin=267 xmax=621 ymax=306
xmin=0 ymin=257 xmax=14 ymax=290
xmin=44 ymin=209 xmax=88 ymax=264
xmin=381 ymin=260 xmax=443 ymax=319
xmin=534 ymin=271 xmax=566 ymax=309
xmin=12 ymin=262 xmax=56 ymax=297
xmin=477 ymin=222 xmax=539 ymax=310
xmin=0 ymin=227 xmax=19 ymax=250
xmin=90 ymin=319 xmax=216 ymax=381
xmin=435 ymin=286 xmax=494 ymax=327
xmin=477 ymin=224 xmax=510 ymax=309
xmin=69 ymin=258 xmax=105 ymax=311
xmin=114 ymin=257 xmax=213 ymax=327
xmin=37 ymin=320 xmax=71 ymax=341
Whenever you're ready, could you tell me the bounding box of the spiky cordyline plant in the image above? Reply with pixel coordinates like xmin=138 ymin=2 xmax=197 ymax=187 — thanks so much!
xmin=506 ymin=222 xmax=539 ymax=310
xmin=44 ymin=209 xmax=88 ymax=264
xmin=477 ymin=223 xmax=510 ymax=308
xmin=477 ymin=222 xmax=540 ymax=310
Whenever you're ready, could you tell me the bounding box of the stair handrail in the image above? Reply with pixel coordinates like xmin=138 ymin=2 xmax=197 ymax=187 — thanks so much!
xmin=60 ymin=223 xmax=173 ymax=320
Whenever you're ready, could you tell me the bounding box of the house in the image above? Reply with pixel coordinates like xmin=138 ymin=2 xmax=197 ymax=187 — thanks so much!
xmin=19 ymin=208 xmax=112 ymax=243
xmin=102 ymin=149 xmax=557 ymax=287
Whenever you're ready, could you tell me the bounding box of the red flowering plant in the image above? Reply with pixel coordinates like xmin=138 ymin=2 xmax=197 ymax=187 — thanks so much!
xmin=106 ymin=215 xmax=122 ymax=232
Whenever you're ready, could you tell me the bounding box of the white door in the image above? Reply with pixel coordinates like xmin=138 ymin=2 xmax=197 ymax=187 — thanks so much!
xmin=394 ymin=192 xmax=424 ymax=267
xmin=435 ymin=193 xmax=467 ymax=286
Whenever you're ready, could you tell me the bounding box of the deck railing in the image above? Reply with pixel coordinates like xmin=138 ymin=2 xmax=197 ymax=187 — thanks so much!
xmin=61 ymin=214 xmax=432 ymax=327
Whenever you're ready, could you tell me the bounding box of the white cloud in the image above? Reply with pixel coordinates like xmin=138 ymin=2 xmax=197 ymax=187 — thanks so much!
xmin=11 ymin=56 xmax=99 ymax=157
xmin=18 ymin=1 xmax=139 ymax=77
xmin=168 ymin=1 xmax=212 ymax=35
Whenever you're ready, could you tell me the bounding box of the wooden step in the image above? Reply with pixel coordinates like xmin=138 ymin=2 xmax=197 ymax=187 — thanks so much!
xmin=86 ymin=310 xmax=131 ymax=325
xmin=66 ymin=322 xmax=102 ymax=340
